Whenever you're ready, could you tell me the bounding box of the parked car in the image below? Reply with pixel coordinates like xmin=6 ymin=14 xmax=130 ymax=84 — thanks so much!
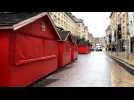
xmin=94 ymin=46 xmax=102 ymax=51
xmin=96 ymin=48 xmax=102 ymax=51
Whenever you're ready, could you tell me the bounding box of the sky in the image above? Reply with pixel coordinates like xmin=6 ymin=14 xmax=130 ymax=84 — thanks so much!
xmin=72 ymin=12 xmax=111 ymax=38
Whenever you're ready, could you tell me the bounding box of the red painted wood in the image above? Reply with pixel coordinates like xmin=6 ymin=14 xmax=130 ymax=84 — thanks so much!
xmin=71 ymin=43 xmax=78 ymax=61
xmin=58 ymin=41 xmax=72 ymax=68
xmin=58 ymin=42 xmax=65 ymax=67
xmin=57 ymin=34 xmax=78 ymax=68
xmin=0 ymin=15 xmax=59 ymax=87
xmin=65 ymin=42 xmax=71 ymax=64
xmin=15 ymin=55 xmax=56 ymax=66
xmin=17 ymin=16 xmax=59 ymax=40
xmin=78 ymin=45 xmax=90 ymax=54
xmin=0 ymin=31 xmax=12 ymax=86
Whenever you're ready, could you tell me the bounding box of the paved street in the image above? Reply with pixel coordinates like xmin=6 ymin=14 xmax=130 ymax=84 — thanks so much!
xmin=33 ymin=52 xmax=134 ymax=87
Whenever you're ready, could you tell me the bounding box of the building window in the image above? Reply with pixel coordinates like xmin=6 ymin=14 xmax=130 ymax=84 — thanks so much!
xmin=123 ymin=26 xmax=125 ymax=29
xmin=123 ymin=14 xmax=125 ymax=17
xmin=58 ymin=13 xmax=60 ymax=16
xmin=58 ymin=18 xmax=60 ymax=21
xmin=54 ymin=15 xmax=56 ymax=18
xmin=40 ymin=19 xmax=46 ymax=32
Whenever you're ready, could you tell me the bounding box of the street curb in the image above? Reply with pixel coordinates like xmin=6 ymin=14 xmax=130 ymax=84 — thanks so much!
xmin=109 ymin=55 xmax=134 ymax=75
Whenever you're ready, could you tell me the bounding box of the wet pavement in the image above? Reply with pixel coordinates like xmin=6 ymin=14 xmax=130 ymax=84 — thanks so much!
xmin=33 ymin=52 xmax=134 ymax=87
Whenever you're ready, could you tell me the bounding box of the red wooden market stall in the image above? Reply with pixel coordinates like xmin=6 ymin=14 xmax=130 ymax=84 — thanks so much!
xmin=69 ymin=34 xmax=78 ymax=62
xmin=64 ymin=32 xmax=78 ymax=63
xmin=0 ymin=12 xmax=62 ymax=87
xmin=78 ymin=42 xmax=92 ymax=54
xmin=77 ymin=37 xmax=91 ymax=54
xmin=56 ymin=28 xmax=71 ymax=68
xmin=78 ymin=45 xmax=90 ymax=54
xmin=56 ymin=27 xmax=78 ymax=68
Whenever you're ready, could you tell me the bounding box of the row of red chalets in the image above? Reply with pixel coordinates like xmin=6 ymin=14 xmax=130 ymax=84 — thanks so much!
xmin=77 ymin=41 xmax=92 ymax=54
xmin=0 ymin=12 xmax=90 ymax=87
xmin=77 ymin=36 xmax=92 ymax=54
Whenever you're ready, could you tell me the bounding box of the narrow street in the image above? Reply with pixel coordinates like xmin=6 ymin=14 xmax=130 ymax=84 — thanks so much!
xmin=1 ymin=12 xmax=134 ymax=87
xmin=33 ymin=51 xmax=134 ymax=87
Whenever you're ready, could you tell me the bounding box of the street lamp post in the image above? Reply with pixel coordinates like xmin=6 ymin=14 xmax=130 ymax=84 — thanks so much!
xmin=126 ymin=12 xmax=130 ymax=60
xmin=116 ymin=30 xmax=119 ymax=57
xmin=126 ymin=22 xmax=130 ymax=59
